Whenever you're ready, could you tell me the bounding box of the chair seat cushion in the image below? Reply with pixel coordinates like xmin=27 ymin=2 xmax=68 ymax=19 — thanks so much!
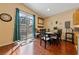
xmin=51 ymin=36 xmax=57 ymax=39
xmin=41 ymin=37 xmax=50 ymax=40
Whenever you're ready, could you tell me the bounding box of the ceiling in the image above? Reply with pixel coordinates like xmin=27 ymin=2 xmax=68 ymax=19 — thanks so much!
xmin=24 ymin=3 xmax=79 ymax=18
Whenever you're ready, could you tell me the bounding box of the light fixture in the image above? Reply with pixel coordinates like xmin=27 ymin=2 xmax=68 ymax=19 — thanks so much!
xmin=47 ymin=8 xmax=50 ymax=11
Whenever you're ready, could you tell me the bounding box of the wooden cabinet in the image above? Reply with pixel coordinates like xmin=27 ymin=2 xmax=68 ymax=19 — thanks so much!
xmin=74 ymin=32 xmax=78 ymax=45
xmin=73 ymin=9 xmax=79 ymax=25
xmin=65 ymin=32 xmax=74 ymax=44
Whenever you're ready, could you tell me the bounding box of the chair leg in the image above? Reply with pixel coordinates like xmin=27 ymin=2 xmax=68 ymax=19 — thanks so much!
xmin=44 ymin=41 xmax=46 ymax=49
xmin=55 ymin=40 xmax=57 ymax=45
xmin=40 ymin=39 xmax=42 ymax=46
xmin=57 ymin=41 xmax=59 ymax=46
xmin=53 ymin=39 xmax=55 ymax=45
xmin=56 ymin=39 xmax=60 ymax=46
xmin=52 ymin=39 xmax=55 ymax=45
xmin=49 ymin=40 xmax=51 ymax=45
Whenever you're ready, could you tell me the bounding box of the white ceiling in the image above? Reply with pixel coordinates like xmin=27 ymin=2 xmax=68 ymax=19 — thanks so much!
xmin=24 ymin=3 xmax=79 ymax=18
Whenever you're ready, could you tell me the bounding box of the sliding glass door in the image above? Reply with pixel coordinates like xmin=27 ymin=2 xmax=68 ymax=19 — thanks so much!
xmin=19 ymin=10 xmax=34 ymax=44
xmin=14 ymin=8 xmax=35 ymax=44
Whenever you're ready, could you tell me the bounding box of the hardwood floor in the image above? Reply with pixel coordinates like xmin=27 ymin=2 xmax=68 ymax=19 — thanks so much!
xmin=33 ymin=39 xmax=77 ymax=55
xmin=0 ymin=43 xmax=15 ymax=55
xmin=0 ymin=38 xmax=77 ymax=55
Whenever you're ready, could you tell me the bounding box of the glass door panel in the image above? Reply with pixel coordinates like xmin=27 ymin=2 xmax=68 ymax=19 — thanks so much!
xmin=19 ymin=10 xmax=34 ymax=44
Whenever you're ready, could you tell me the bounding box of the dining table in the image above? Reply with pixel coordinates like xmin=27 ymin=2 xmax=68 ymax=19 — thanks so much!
xmin=46 ymin=31 xmax=57 ymax=36
xmin=46 ymin=32 xmax=53 ymax=34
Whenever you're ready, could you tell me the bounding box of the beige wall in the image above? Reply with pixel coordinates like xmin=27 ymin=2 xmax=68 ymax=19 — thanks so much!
xmin=44 ymin=10 xmax=75 ymax=39
xmin=0 ymin=3 xmax=39 ymax=46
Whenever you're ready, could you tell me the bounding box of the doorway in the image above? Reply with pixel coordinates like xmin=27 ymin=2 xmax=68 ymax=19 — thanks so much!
xmin=19 ymin=10 xmax=35 ymax=45
xmin=14 ymin=8 xmax=35 ymax=45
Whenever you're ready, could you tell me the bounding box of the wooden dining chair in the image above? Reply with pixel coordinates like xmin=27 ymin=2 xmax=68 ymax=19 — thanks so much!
xmin=51 ymin=29 xmax=62 ymax=46
xmin=57 ymin=29 xmax=62 ymax=41
xmin=40 ymin=29 xmax=51 ymax=49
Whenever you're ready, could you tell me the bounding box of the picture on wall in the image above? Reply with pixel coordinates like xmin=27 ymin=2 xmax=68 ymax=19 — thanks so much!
xmin=65 ymin=21 xmax=70 ymax=29
xmin=38 ymin=17 xmax=44 ymax=25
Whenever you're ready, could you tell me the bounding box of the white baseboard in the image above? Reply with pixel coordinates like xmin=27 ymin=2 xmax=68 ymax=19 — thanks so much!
xmin=0 ymin=42 xmax=14 ymax=47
